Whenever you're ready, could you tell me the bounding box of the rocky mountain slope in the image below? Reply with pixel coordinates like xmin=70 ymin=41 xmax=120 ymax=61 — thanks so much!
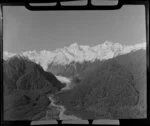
xmin=3 ymin=56 xmax=64 ymax=120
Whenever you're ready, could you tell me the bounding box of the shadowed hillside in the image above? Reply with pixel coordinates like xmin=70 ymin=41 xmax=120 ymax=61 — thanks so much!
xmin=55 ymin=49 xmax=146 ymax=119
xmin=3 ymin=56 xmax=64 ymax=120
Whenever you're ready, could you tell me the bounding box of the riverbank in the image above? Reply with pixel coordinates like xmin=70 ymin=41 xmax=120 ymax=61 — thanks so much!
xmin=41 ymin=75 xmax=113 ymax=120
xmin=42 ymin=75 xmax=82 ymax=120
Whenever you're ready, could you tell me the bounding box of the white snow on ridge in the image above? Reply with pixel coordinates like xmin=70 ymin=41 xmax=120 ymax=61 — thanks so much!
xmin=121 ymin=42 xmax=146 ymax=54
xmin=3 ymin=51 xmax=17 ymax=60
xmin=3 ymin=41 xmax=146 ymax=71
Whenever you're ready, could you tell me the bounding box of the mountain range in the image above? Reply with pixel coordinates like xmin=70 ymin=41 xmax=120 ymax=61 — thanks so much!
xmin=4 ymin=41 xmax=146 ymax=71
xmin=3 ymin=41 xmax=147 ymax=120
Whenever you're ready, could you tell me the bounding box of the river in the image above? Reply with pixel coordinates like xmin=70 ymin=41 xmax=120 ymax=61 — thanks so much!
xmin=46 ymin=75 xmax=82 ymax=120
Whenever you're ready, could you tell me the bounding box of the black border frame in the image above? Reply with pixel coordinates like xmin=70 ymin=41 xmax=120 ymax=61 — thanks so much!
xmin=0 ymin=0 xmax=149 ymax=125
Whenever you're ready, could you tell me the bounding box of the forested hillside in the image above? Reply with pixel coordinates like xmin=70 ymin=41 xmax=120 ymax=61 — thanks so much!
xmin=55 ymin=49 xmax=146 ymax=119
xmin=3 ymin=56 xmax=64 ymax=120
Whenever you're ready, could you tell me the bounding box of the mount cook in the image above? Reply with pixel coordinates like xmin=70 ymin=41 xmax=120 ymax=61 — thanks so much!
xmin=4 ymin=41 xmax=146 ymax=70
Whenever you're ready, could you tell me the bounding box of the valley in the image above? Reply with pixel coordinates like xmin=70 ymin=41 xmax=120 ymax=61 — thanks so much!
xmin=42 ymin=75 xmax=82 ymax=120
xmin=3 ymin=4 xmax=147 ymax=121
xmin=49 ymin=49 xmax=147 ymax=119
xmin=3 ymin=42 xmax=147 ymax=120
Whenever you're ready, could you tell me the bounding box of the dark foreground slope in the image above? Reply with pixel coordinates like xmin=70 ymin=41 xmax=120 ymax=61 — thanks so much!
xmin=55 ymin=49 xmax=146 ymax=119
xmin=3 ymin=56 xmax=64 ymax=120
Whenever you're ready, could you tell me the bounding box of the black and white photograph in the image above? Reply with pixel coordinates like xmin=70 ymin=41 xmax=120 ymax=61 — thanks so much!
xmin=1 ymin=0 xmax=148 ymax=123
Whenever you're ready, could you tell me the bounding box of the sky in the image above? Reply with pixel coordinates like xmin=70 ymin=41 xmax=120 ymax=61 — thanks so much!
xmin=3 ymin=5 xmax=146 ymax=53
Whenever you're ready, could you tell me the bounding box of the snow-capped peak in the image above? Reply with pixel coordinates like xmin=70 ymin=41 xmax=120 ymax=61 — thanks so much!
xmin=134 ymin=42 xmax=146 ymax=49
xmin=103 ymin=40 xmax=113 ymax=46
xmin=3 ymin=51 xmax=16 ymax=60
xmin=3 ymin=41 xmax=146 ymax=71
xmin=121 ymin=42 xmax=146 ymax=54
xmin=69 ymin=42 xmax=79 ymax=48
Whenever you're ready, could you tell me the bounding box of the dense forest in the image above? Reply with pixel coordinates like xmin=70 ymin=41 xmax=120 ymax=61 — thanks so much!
xmin=3 ymin=56 xmax=65 ymax=120
xmin=55 ymin=49 xmax=146 ymax=119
